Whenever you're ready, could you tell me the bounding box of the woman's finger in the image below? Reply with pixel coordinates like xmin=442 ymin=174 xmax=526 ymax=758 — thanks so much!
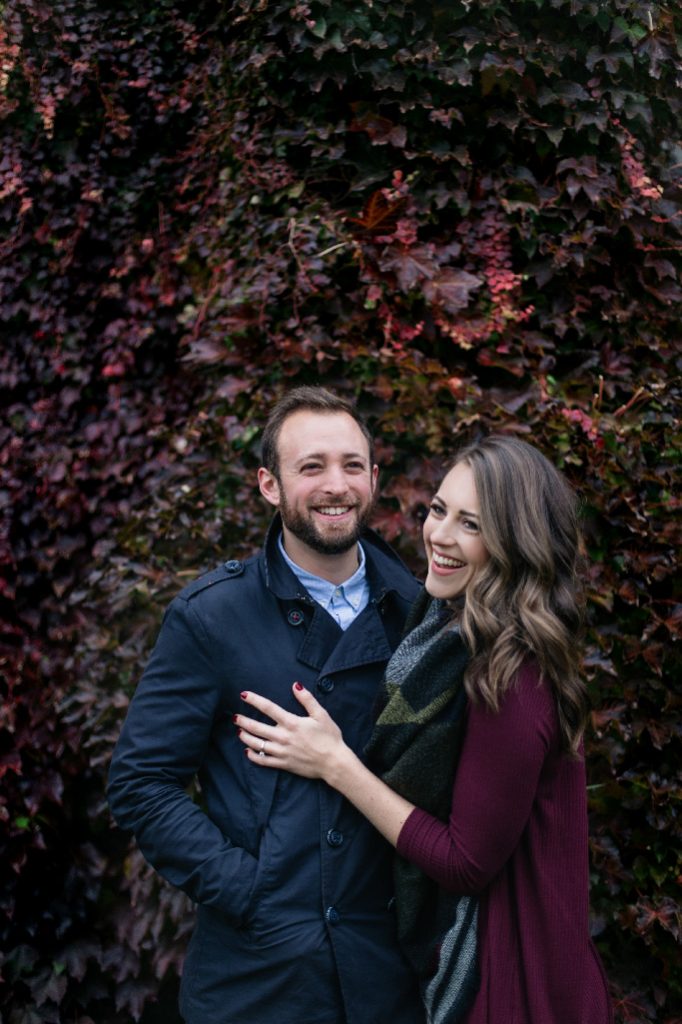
xmin=239 ymin=689 xmax=292 ymax=725
xmin=239 ymin=725 xmax=279 ymax=758
xmin=243 ymin=736 xmax=281 ymax=769
xmin=233 ymin=712 xmax=279 ymax=742
xmin=290 ymin=681 xmax=325 ymax=718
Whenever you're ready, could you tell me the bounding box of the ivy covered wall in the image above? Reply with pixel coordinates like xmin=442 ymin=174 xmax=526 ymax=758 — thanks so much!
xmin=1 ymin=1 xmax=680 ymax=1021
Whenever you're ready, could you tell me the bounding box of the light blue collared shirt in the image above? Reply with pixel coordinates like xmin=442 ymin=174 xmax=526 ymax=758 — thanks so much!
xmin=278 ymin=534 xmax=370 ymax=631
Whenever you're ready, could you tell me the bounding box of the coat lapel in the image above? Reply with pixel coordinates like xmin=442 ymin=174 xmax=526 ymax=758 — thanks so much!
xmin=317 ymin=603 xmax=393 ymax=676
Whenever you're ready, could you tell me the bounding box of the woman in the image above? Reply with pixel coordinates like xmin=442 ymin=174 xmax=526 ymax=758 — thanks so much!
xmin=235 ymin=436 xmax=613 ymax=1024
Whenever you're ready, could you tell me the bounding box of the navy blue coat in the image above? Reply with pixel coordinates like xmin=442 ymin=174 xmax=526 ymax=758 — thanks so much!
xmin=107 ymin=518 xmax=424 ymax=1024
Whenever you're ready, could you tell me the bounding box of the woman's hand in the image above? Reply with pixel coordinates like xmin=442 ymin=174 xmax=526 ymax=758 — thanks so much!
xmin=237 ymin=683 xmax=416 ymax=848
xmin=235 ymin=683 xmax=349 ymax=782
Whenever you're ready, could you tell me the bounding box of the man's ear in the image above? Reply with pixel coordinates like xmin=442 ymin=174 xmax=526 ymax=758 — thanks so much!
xmin=258 ymin=467 xmax=281 ymax=508
xmin=371 ymin=464 xmax=379 ymax=493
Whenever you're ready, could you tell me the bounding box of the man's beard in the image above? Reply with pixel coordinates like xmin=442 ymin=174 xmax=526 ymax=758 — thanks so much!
xmin=279 ymin=492 xmax=375 ymax=556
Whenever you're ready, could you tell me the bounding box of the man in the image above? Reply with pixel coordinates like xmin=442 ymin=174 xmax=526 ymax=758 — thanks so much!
xmin=107 ymin=386 xmax=424 ymax=1024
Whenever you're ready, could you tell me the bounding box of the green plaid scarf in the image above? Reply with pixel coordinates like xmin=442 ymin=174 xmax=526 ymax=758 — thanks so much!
xmin=366 ymin=591 xmax=479 ymax=1024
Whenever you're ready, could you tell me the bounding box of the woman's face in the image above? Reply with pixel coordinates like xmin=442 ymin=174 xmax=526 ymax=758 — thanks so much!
xmin=423 ymin=461 xmax=490 ymax=601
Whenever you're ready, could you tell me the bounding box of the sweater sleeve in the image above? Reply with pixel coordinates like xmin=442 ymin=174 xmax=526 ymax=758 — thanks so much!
xmin=396 ymin=663 xmax=557 ymax=894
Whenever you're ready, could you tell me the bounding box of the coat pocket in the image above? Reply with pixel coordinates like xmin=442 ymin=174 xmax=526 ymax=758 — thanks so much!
xmin=239 ymin=820 xmax=275 ymax=940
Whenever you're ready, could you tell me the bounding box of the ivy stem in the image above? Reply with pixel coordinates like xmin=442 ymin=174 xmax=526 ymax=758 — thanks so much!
xmin=613 ymin=387 xmax=649 ymax=417
xmin=314 ymin=241 xmax=350 ymax=259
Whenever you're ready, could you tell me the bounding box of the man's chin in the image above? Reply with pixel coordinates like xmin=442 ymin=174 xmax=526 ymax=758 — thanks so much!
xmin=307 ymin=528 xmax=362 ymax=556
xmin=317 ymin=541 xmax=359 ymax=556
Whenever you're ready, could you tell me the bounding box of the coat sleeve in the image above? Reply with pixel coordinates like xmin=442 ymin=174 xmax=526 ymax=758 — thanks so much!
xmin=396 ymin=664 xmax=556 ymax=894
xmin=106 ymin=596 xmax=258 ymax=922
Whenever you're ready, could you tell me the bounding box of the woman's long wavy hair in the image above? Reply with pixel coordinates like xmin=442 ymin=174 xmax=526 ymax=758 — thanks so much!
xmin=454 ymin=436 xmax=588 ymax=755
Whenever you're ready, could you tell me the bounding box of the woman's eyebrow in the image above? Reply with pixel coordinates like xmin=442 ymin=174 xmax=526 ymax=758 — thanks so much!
xmin=433 ymin=497 xmax=479 ymax=519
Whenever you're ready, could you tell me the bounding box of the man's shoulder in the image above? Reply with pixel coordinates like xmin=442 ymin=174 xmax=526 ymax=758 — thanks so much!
xmin=175 ymin=553 xmax=261 ymax=605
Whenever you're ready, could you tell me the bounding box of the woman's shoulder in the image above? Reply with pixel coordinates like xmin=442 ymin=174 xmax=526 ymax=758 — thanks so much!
xmin=514 ymin=657 xmax=545 ymax=690
xmin=464 ymin=660 xmax=560 ymax=761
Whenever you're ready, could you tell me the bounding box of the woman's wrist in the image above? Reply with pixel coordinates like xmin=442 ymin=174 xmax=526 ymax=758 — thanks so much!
xmin=323 ymin=742 xmax=361 ymax=793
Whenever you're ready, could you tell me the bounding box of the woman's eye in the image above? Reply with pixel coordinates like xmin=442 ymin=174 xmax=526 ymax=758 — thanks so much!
xmin=429 ymin=502 xmax=445 ymax=516
xmin=463 ymin=519 xmax=479 ymax=531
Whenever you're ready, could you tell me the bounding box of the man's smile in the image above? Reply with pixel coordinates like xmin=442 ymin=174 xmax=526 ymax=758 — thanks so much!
xmin=315 ymin=505 xmax=354 ymax=518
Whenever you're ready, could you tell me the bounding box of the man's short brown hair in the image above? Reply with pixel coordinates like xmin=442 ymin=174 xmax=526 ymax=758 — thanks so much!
xmin=260 ymin=386 xmax=375 ymax=478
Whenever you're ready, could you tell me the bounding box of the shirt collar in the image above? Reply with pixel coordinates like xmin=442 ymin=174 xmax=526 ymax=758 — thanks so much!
xmin=277 ymin=532 xmax=367 ymax=610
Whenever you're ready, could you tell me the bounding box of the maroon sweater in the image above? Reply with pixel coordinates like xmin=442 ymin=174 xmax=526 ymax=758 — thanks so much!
xmin=397 ymin=663 xmax=613 ymax=1024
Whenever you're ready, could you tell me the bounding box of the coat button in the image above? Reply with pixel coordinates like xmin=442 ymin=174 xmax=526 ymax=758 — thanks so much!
xmin=325 ymin=906 xmax=340 ymax=925
xmin=287 ymin=609 xmax=305 ymax=627
xmin=224 ymin=559 xmax=243 ymax=575
xmin=317 ymin=677 xmax=334 ymax=694
xmin=326 ymin=828 xmax=344 ymax=848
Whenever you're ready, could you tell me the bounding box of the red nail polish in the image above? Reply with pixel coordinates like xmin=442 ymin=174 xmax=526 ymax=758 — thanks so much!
xmin=232 ymin=714 xmax=239 ymax=723
xmin=294 ymin=682 xmax=304 ymax=691
xmin=240 ymin=691 xmax=248 ymax=699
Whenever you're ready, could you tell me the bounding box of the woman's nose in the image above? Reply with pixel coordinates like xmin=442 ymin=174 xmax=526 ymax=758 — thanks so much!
xmin=431 ymin=519 xmax=456 ymax=545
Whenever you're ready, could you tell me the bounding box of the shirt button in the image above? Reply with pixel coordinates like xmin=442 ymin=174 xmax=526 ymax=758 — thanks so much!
xmin=325 ymin=906 xmax=340 ymax=925
xmin=326 ymin=828 xmax=344 ymax=848
xmin=287 ymin=609 xmax=304 ymax=627
xmin=317 ymin=677 xmax=334 ymax=694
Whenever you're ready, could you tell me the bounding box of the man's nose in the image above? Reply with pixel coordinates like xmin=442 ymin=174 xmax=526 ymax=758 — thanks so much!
xmin=321 ymin=464 xmax=350 ymax=492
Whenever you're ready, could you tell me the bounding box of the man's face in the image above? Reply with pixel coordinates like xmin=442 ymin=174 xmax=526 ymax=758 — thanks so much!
xmin=258 ymin=410 xmax=378 ymax=560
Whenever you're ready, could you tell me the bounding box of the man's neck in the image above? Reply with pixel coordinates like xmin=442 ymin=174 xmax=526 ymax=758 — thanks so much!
xmin=280 ymin=528 xmax=361 ymax=585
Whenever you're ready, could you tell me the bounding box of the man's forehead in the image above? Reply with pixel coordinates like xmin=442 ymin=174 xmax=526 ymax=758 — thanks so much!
xmin=277 ymin=410 xmax=370 ymax=460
